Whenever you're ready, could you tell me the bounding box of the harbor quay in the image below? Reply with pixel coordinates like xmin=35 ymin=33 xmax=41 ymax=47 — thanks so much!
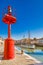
xmin=0 ymin=44 xmax=41 ymax=65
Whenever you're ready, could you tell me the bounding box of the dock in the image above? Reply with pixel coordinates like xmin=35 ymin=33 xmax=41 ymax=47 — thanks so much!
xmin=0 ymin=45 xmax=41 ymax=65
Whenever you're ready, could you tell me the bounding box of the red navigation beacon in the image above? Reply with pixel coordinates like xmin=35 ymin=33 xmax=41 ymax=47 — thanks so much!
xmin=2 ymin=6 xmax=16 ymax=60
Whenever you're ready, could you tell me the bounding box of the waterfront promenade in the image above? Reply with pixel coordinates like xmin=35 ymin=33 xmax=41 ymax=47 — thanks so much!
xmin=0 ymin=45 xmax=41 ymax=65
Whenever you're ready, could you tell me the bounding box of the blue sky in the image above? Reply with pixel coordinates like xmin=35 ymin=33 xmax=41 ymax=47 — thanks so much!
xmin=0 ymin=0 xmax=43 ymax=40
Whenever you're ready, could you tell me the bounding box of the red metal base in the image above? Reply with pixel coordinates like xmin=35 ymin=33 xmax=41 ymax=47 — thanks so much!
xmin=4 ymin=38 xmax=15 ymax=60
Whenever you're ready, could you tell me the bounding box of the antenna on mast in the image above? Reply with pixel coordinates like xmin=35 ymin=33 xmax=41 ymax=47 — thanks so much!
xmin=28 ymin=30 xmax=31 ymax=44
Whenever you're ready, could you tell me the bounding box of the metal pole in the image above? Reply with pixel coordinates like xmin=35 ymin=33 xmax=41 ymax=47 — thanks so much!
xmin=8 ymin=24 xmax=11 ymax=38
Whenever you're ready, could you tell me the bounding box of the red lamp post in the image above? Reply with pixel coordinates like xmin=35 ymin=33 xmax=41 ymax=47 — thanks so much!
xmin=2 ymin=6 xmax=16 ymax=60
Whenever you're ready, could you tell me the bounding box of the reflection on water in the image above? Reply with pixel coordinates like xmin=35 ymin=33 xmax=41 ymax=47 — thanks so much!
xmin=29 ymin=54 xmax=43 ymax=62
xmin=34 ymin=49 xmax=42 ymax=52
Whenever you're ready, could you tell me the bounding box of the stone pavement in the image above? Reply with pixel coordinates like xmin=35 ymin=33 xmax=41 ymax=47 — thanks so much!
xmin=0 ymin=45 xmax=40 ymax=65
